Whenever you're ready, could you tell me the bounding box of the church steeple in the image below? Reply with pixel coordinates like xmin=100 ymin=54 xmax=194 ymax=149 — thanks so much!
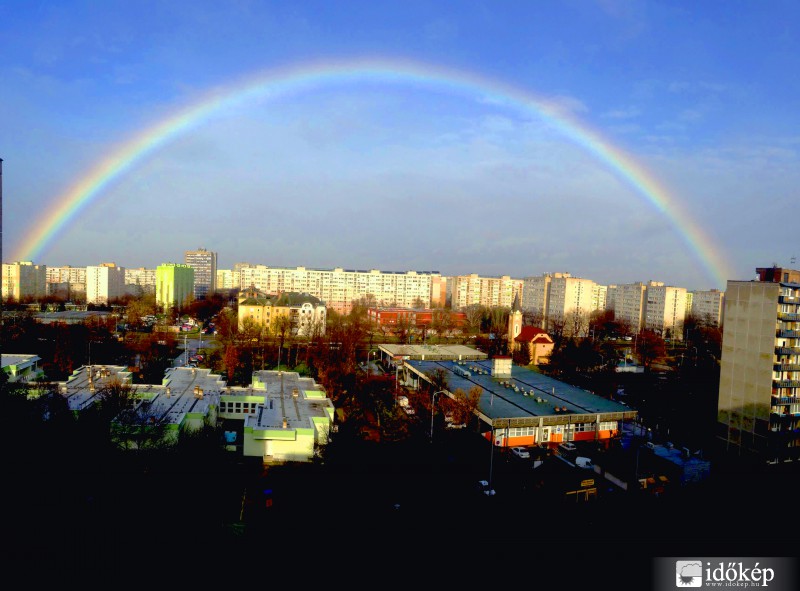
xmin=508 ymin=292 xmax=523 ymax=344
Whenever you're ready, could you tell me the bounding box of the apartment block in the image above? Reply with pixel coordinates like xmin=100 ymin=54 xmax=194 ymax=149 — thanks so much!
xmin=124 ymin=267 xmax=157 ymax=296
xmin=644 ymin=283 xmax=687 ymax=339
xmin=614 ymin=282 xmax=648 ymax=333
xmin=45 ymin=265 xmax=86 ymax=298
xmin=521 ymin=273 xmax=558 ymax=323
xmin=216 ymin=269 xmax=241 ymax=293
xmin=156 ymin=263 xmax=194 ymax=310
xmin=592 ymin=284 xmax=608 ymax=313
xmin=546 ymin=274 xmax=597 ymax=336
xmin=86 ymin=263 xmax=125 ymax=305
xmin=184 ymin=247 xmax=217 ymax=300
xmin=236 ymin=264 xmax=441 ymax=314
xmin=2 ymin=261 xmax=47 ymax=301
xmin=449 ymin=273 xmax=523 ymax=310
xmin=691 ymin=289 xmax=725 ymax=327
xmin=718 ymin=271 xmax=800 ymax=462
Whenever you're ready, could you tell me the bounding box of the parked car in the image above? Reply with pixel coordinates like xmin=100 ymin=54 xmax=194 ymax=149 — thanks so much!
xmin=558 ymin=442 xmax=577 ymax=454
xmin=510 ymin=446 xmax=530 ymax=459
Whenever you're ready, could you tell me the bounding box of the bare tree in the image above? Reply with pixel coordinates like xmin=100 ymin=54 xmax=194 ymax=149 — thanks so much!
xmin=522 ymin=308 xmax=545 ymax=329
xmin=566 ymin=309 xmax=589 ymax=338
xmin=462 ymin=304 xmax=485 ymax=335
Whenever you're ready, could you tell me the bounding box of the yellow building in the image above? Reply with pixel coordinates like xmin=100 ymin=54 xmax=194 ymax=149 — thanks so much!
xmin=718 ymin=271 xmax=800 ymax=463
xmin=2 ymin=261 xmax=47 ymax=301
xmin=156 ymin=263 xmax=194 ymax=311
xmin=238 ymin=287 xmax=326 ymax=336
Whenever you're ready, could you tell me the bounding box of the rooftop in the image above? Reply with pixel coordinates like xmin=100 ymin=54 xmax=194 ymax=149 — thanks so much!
xmin=405 ymin=358 xmax=635 ymax=426
xmin=379 ymin=343 xmax=488 ymax=361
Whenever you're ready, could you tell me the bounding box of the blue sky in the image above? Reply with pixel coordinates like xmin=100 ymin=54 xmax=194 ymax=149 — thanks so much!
xmin=2 ymin=0 xmax=799 ymax=291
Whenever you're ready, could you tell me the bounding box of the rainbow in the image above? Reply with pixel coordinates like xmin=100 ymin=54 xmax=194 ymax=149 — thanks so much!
xmin=13 ymin=57 xmax=732 ymax=287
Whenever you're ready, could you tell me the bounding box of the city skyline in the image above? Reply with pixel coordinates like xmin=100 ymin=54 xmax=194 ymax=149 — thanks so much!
xmin=2 ymin=2 xmax=799 ymax=292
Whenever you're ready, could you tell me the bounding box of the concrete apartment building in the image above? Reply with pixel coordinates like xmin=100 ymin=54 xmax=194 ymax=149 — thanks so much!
xmin=521 ymin=273 xmax=601 ymax=335
xmin=86 ymin=263 xmax=125 ymax=305
xmin=613 ymin=282 xmax=648 ymax=333
xmin=717 ymin=266 xmax=800 ymax=463
xmin=644 ymin=283 xmax=687 ymax=339
xmin=184 ymin=247 xmax=217 ymax=300
xmin=156 ymin=263 xmax=194 ymax=310
xmin=45 ymin=265 xmax=86 ymax=299
xmin=216 ymin=268 xmax=240 ymax=294
xmin=690 ymin=288 xmax=725 ymax=327
xmin=546 ymin=274 xmax=597 ymax=336
xmin=124 ymin=267 xmax=157 ymax=296
xmin=235 ymin=264 xmax=442 ymax=314
xmin=2 ymin=261 xmax=47 ymax=301
xmin=448 ymin=273 xmax=523 ymax=310
xmin=592 ymin=284 xmax=607 ymax=313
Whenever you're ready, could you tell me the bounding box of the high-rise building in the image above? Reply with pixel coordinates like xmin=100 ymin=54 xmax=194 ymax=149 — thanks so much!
xmin=448 ymin=273 xmax=523 ymax=310
xmin=216 ymin=269 xmax=241 ymax=293
xmin=690 ymin=289 xmax=725 ymax=327
xmin=184 ymin=248 xmax=217 ymax=300
xmin=644 ymin=283 xmax=687 ymax=339
xmin=235 ymin=264 xmax=442 ymax=314
xmin=614 ymin=282 xmax=648 ymax=333
xmin=124 ymin=267 xmax=157 ymax=296
xmin=156 ymin=263 xmax=194 ymax=310
xmin=45 ymin=266 xmax=86 ymax=299
xmin=521 ymin=273 xmax=559 ymax=325
xmin=2 ymin=261 xmax=47 ymax=301
xmin=546 ymin=274 xmax=597 ymax=336
xmin=86 ymin=263 xmax=125 ymax=305
xmin=717 ymin=267 xmax=800 ymax=462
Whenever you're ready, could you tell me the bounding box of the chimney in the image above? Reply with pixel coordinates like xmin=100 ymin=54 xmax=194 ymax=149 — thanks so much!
xmin=491 ymin=356 xmax=512 ymax=378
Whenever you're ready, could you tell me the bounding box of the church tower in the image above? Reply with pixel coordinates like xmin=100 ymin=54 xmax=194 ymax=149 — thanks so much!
xmin=508 ymin=292 xmax=523 ymax=347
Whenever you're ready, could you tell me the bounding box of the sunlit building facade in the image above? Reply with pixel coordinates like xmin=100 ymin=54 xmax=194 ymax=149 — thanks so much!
xmin=718 ymin=269 xmax=800 ymax=463
xmin=156 ymin=263 xmax=194 ymax=311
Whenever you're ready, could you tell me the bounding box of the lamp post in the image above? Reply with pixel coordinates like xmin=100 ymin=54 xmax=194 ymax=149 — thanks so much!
xmin=430 ymin=390 xmax=447 ymax=443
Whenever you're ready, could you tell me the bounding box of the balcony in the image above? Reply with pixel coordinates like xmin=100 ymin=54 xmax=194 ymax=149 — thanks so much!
xmin=773 ymin=380 xmax=800 ymax=389
xmin=774 ymin=364 xmax=800 ymax=372
xmin=777 ymin=330 xmax=800 ymax=339
xmin=772 ymin=395 xmax=800 ymax=405
xmin=778 ymin=313 xmax=800 ymax=322
xmin=778 ymin=295 xmax=800 ymax=305
xmin=776 ymin=347 xmax=800 ymax=356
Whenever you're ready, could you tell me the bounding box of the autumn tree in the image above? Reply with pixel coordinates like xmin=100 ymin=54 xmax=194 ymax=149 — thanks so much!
xmin=637 ymin=329 xmax=667 ymax=372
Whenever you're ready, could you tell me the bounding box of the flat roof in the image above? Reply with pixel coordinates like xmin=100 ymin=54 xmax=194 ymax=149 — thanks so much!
xmin=1 ymin=354 xmax=40 ymax=368
xmin=405 ymin=358 xmax=636 ymax=427
xmin=245 ymin=370 xmax=332 ymax=431
xmin=62 ymin=365 xmax=133 ymax=412
xmin=378 ymin=343 xmax=488 ymax=361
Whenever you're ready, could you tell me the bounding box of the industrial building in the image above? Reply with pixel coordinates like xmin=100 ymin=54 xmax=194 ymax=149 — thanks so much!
xmin=396 ymin=350 xmax=636 ymax=448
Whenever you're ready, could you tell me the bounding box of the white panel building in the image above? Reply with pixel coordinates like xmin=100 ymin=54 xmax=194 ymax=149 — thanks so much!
xmin=86 ymin=263 xmax=126 ymax=305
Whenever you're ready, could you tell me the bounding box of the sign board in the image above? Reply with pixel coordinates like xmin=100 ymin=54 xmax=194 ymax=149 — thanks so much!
xmin=580 ymin=479 xmax=595 ymax=487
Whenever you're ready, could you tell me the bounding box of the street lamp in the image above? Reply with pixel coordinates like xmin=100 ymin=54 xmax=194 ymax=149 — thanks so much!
xmin=430 ymin=390 xmax=447 ymax=443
